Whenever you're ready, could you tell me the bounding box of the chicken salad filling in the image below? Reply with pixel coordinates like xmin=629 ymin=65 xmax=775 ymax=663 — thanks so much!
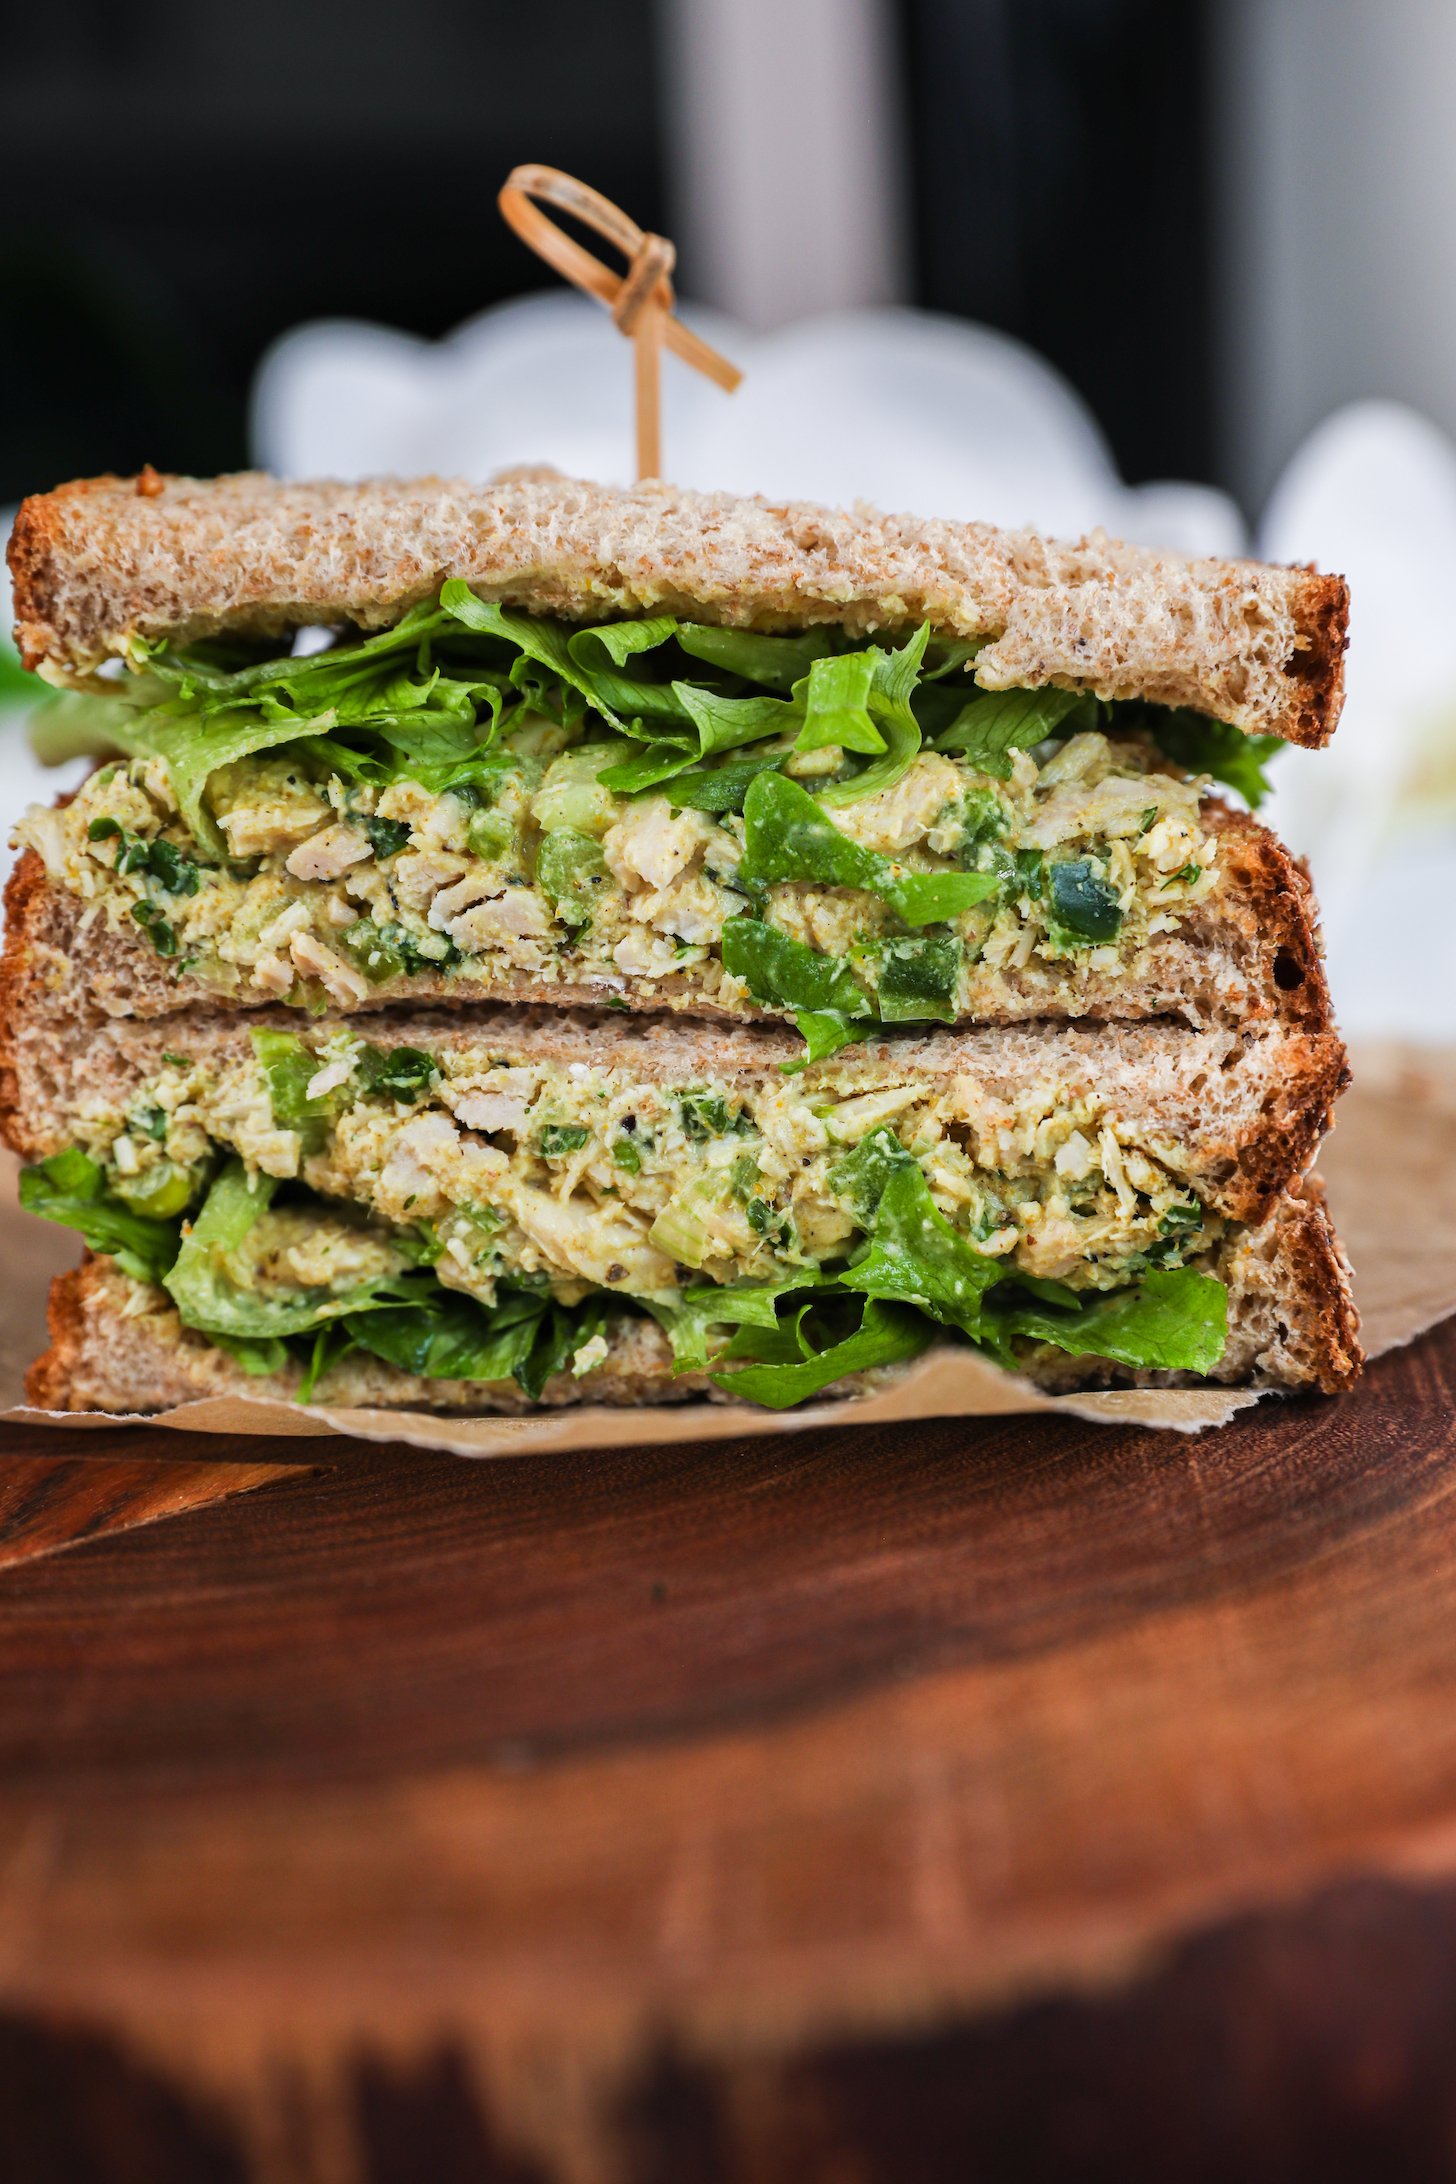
xmin=22 ymin=1029 xmax=1231 ymax=1406
xmin=20 ymin=588 xmax=1283 ymax=1052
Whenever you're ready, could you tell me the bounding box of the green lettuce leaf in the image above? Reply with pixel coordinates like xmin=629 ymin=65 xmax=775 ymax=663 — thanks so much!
xmin=672 ymin=685 xmax=802 ymax=757
xmin=788 ymin=1010 xmax=874 ymax=1065
xmin=252 ymin=1029 xmax=335 ymax=1154
xmin=342 ymin=1287 xmax=550 ymax=1386
xmin=711 ymin=1298 xmax=932 ymax=1409
xmin=437 ymin=584 xmax=629 ymax=730
xmin=816 ymin=715 xmax=923 ymax=806
xmin=826 ymin=1123 xmax=916 ymax=1221
xmin=598 ymin=688 xmax=798 ymax=794
xmin=839 ymin=1161 xmax=1007 ymax=1333
xmin=163 ymin=1162 xmax=419 ymax=1339
xmin=989 ymin=1267 xmax=1228 ymax=1373
xmin=209 ymin=1331 xmax=291 ymax=1377
xmin=676 ymin=623 xmax=835 ymax=688
xmin=836 ymin=1155 xmax=1227 ymax=1374
xmin=793 ymin=652 xmax=886 ymax=756
xmin=932 ymin=686 xmax=1094 ymax=775
xmin=132 ymin=599 xmax=446 ymax=703
xmin=867 ymin=620 xmax=933 ymax=735
xmin=721 ymin=916 xmax=873 ymax=1021
xmin=644 ymin=1276 xmax=826 ymax=1375
xmin=563 ymin=619 xmax=693 ymax=724
xmin=19 ymin=1147 xmax=182 ymax=1284
xmin=737 ymin=772 xmax=996 ymax=928
xmin=663 ymin=748 xmax=791 ymax=812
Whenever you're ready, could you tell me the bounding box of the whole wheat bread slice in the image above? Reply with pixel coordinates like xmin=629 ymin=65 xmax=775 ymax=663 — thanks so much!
xmin=25 ymin=1180 xmax=1361 ymax=1415
xmin=2 ymin=995 xmax=1349 ymax=1233
xmin=0 ymin=797 xmax=1334 ymax=1041
xmin=9 ymin=471 xmax=1347 ymax=744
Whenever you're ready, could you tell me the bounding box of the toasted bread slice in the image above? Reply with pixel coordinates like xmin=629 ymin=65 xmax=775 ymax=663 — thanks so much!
xmin=25 ymin=1181 xmax=1361 ymax=1415
xmin=0 ymin=796 xmax=1334 ymax=1041
xmin=9 ymin=471 xmax=1347 ymax=744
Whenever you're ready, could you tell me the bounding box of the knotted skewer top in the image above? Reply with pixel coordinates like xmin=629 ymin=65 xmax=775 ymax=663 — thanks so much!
xmin=498 ymin=164 xmax=742 ymax=481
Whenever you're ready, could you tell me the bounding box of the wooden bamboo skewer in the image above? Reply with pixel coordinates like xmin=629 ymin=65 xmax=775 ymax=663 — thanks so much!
xmin=497 ymin=164 xmax=742 ymax=482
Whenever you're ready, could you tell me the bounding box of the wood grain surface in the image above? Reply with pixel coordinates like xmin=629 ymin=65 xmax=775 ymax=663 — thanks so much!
xmin=0 ymin=1320 xmax=1454 ymax=2182
xmin=0 ymin=1450 xmax=308 ymax=1572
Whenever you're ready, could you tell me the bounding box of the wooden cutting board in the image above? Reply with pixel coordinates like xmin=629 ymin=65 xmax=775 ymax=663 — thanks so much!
xmin=0 ymin=1318 xmax=1454 ymax=2183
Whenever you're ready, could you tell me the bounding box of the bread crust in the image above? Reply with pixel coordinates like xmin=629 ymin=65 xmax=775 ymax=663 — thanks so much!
xmin=9 ymin=471 xmax=1346 ymax=745
xmin=25 ymin=1178 xmax=1362 ymax=1415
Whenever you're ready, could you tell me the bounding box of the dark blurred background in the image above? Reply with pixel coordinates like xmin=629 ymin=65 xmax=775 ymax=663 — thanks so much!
xmin=0 ymin=0 xmax=1215 ymax=506
xmin=0 ymin=0 xmax=668 ymax=500
xmin=4 ymin=0 xmax=1450 ymax=523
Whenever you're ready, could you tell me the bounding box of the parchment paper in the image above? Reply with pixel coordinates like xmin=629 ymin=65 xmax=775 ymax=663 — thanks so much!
xmin=3 ymin=1045 xmax=1452 ymax=1452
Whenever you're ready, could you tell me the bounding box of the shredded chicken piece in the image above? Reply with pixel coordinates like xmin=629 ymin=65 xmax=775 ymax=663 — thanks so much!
xmin=288 ymin=930 xmax=369 ymax=1005
xmin=285 ymin=824 xmax=373 ymax=882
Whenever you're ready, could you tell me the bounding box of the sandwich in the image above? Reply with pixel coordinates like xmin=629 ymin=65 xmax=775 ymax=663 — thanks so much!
xmin=3 ymin=469 xmax=1361 ymax=1416
xmin=7 ymin=473 xmax=1342 ymax=1051
xmin=9 ymin=1011 xmax=1358 ymax=1412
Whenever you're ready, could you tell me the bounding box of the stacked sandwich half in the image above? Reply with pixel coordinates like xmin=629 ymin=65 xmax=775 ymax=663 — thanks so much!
xmin=2 ymin=472 xmax=1361 ymax=1415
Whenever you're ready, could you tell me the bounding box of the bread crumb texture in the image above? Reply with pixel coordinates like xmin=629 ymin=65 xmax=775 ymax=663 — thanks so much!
xmin=9 ymin=472 xmax=1346 ymax=743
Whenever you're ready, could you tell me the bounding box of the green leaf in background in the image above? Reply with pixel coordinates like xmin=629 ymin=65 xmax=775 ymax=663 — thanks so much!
xmin=1145 ymin=709 xmax=1285 ymax=808
xmin=0 ymin=636 xmax=43 ymax=706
